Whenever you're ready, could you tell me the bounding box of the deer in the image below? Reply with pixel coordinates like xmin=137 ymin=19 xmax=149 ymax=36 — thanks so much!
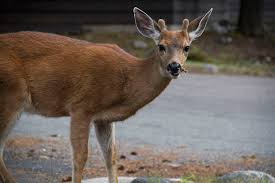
xmin=0 ymin=7 xmax=212 ymax=183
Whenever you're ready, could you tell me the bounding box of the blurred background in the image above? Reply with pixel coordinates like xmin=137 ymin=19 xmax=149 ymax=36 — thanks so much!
xmin=1 ymin=0 xmax=274 ymax=75
xmin=1 ymin=0 xmax=275 ymax=183
xmin=0 ymin=0 xmax=274 ymax=34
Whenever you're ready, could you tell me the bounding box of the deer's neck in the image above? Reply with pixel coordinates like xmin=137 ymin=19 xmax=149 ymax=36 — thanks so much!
xmin=125 ymin=51 xmax=171 ymax=108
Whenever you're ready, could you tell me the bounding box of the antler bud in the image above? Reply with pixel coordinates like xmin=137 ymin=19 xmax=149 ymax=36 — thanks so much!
xmin=182 ymin=19 xmax=189 ymax=32
xmin=158 ymin=19 xmax=167 ymax=31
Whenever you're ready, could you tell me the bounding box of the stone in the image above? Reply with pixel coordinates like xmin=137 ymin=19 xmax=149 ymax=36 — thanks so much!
xmin=133 ymin=40 xmax=148 ymax=49
xmin=217 ymin=170 xmax=275 ymax=183
xmin=203 ymin=64 xmax=219 ymax=74
xmin=265 ymin=56 xmax=272 ymax=63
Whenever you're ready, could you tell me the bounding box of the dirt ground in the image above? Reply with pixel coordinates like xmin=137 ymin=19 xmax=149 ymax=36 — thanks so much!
xmin=4 ymin=136 xmax=275 ymax=183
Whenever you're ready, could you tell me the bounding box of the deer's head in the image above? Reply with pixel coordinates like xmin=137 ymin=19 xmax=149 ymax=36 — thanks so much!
xmin=133 ymin=7 xmax=213 ymax=79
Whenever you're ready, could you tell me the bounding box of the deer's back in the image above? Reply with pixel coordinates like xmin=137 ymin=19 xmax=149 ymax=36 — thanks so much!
xmin=0 ymin=32 xmax=136 ymax=117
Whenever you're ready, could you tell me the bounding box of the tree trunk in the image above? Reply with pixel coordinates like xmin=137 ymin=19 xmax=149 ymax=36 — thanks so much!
xmin=238 ymin=0 xmax=264 ymax=36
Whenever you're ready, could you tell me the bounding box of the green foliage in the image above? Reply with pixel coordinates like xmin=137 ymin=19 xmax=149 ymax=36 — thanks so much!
xmin=180 ymin=174 xmax=217 ymax=183
xmin=188 ymin=47 xmax=213 ymax=63
xmin=180 ymin=174 xmax=196 ymax=183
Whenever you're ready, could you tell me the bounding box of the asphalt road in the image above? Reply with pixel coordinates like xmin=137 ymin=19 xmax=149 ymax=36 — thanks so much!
xmin=11 ymin=74 xmax=275 ymax=156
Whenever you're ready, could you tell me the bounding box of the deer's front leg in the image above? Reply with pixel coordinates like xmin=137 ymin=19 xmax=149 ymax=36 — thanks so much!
xmin=95 ymin=122 xmax=117 ymax=183
xmin=70 ymin=111 xmax=91 ymax=183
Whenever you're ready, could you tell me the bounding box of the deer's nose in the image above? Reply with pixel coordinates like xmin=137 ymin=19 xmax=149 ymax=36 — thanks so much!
xmin=167 ymin=62 xmax=181 ymax=75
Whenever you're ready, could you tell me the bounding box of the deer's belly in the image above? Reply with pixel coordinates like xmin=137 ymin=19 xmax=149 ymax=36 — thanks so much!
xmin=24 ymin=92 xmax=69 ymax=117
xmin=92 ymin=103 xmax=138 ymax=123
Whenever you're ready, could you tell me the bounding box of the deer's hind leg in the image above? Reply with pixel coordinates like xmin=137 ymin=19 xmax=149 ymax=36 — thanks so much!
xmin=95 ymin=122 xmax=117 ymax=183
xmin=0 ymin=63 xmax=26 ymax=183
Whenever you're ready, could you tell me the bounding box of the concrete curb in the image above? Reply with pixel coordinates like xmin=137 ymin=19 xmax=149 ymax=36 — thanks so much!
xmin=82 ymin=177 xmax=181 ymax=183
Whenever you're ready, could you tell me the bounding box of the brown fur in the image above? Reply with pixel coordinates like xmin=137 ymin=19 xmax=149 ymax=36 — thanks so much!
xmin=0 ymin=32 xmax=170 ymax=117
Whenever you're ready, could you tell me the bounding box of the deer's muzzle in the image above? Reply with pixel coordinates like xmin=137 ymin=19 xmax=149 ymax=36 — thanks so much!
xmin=167 ymin=62 xmax=181 ymax=76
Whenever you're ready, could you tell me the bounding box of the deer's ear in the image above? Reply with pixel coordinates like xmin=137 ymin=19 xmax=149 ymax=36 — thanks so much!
xmin=188 ymin=8 xmax=213 ymax=41
xmin=133 ymin=7 xmax=161 ymax=40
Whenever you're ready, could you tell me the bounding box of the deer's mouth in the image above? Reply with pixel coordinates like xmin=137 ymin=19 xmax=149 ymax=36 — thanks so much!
xmin=170 ymin=71 xmax=180 ymax=77
xmin=167 ymin=66 xmax=186 ymax=79
xmin=166 ymin=69 xmax=180 ymax=79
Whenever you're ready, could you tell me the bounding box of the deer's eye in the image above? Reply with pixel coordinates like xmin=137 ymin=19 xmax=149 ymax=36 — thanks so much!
xmin=184 ymin=46 xmax=190 ymax=52
xmin=158 ymin=44 xmax=166 ymax=52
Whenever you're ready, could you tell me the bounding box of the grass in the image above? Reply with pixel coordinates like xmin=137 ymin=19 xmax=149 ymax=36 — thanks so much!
xmin=72 ymin=32 xmax=275 ymax=77
xmin=181 ymin=174 xmax=216 ymax=183
xmin=187 ymin=60 xmax=275 ymax=77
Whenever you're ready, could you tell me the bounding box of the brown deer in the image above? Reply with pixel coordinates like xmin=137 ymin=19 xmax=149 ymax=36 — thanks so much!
xmin=0 ymin=7 xmax=212 ymax=183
